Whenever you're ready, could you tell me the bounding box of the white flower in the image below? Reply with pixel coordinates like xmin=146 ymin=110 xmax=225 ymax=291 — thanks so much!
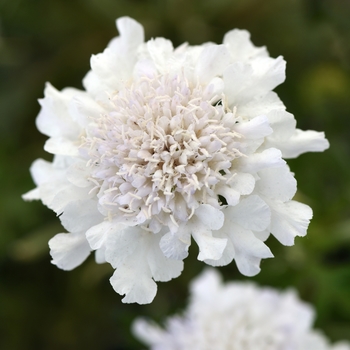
xmin=23 ymin=17 xmax=329 ymax=303
xmin=133 ymin=269 xmax=350 ymax=350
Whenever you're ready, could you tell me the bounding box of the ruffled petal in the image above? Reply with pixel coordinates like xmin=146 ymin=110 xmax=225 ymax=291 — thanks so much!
xmin=95 ymin=246 xmax=106 ymax=264
xmin=266 ymin=109 xmax=296 ymax=139
xmin=230 ymin=224 xmax=273 ymax=276
xmin=191 ymin=220 xmax=227 ymax=261
xmin=66 ymin=161 xmax=92 ymax=188
xmin=28 ymin=158 xmax=63 ymax=186
xmin=237 ymin=148 xmax=285 ymax=173
xmin=224 ymin=56 xmax=286 ymax=107
xmin=147 ymin=38 xmax=174 ymax=73
xmin=89 ymin=17 xmax=144 ymax=92
xmin=193 ymin=230 xmax=228 ymax=261
xmin=106 ymin=227 xmax=181 ymax=304
xmin=68 ymin=93 xmax=105 ymax=128
xmin=159 ymin=230 xmax=191 ymax=260
xmin=268 ymin=199 xmax=313 ymax=246
xmin=86 ymin=220 xmax=120 ymax=250
xmin=147 ymin=240 xmax=183 ymax=282
xmin=195 ymin=204 xmax=225 ymax=230
xmin=60 ymin=199 xmax=102 ymax=233
xmin=49 ymin=232 xmax=91 ymax=270
xmin=237 ymin=91 xmax=285 ymax=118
xmin=110 ymin=260 xmax=157 ymax=304
xmin=204 ymin=232 xmax=235 ymax=267
xmin=48 ymin=183 xmax=91 ymax=215
xmin=195 ymin=45 xmax=230 ymax=83
xmin=36 ymin=83 xmax=80 ymax=139
xmin=44 ymin=137 xmax=79 ymax=156
xmin=228 ymin=172 xmax=256 ymax=196
xmin=274 ymin=129 xmax=330 ymax=159
xmin=115 ymin=16 xmax=145 ymax=53
xmin=206 ymin=221 xmax=273 ymax=274
xmin=223 ymin=29 xmax=268 ymax=62
xmin=233 ymin=115 xmax=273 ymax=139
xmin=256 ymin=166 xmax=297 ymax=202
xmin=229 ymin=195 xmax=271 ymax=232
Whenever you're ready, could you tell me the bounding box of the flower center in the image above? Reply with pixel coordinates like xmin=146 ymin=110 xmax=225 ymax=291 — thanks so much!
xmin=82 ymin=74 xmax=244 ymax=231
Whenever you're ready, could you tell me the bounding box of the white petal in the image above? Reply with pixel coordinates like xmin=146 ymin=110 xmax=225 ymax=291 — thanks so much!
xmin=132 ymin=318 xmax=165 ymax=347
xmin=268 ymin=200 xmax=313 ymax=246
xmin=91 ymin=42 xmax=138 ymax=89
xmin=25 ymin=158 xmax=80 ymax=212
xmin=44 ymin=137 xmax=79 ymax=156
xmin=204 ymin=234 xmax=235 ymax=267
xmin=194 ymin=204 xmax=224 ymax=230
xmin=229 ymin=172 xmax=256 ymax=195
xmin=191 ymin=219 xmax=227 ymax=261
xmin=223 ymin=29 xmax=268 ymax=62
xmin=89 ymin=18 xmax=144 ymax=91
xmin=60 ymin=199 xmax=102 ymax=233
xmin=193 ymin=232 xmax=228 ymax=261
xmin=106 ymin=227 xmax=181 ymax=304
xmin=253 ymin=229 xmax=270 ymax=242
xmin=28 ymin=158 xmax=62 ymax=186
xmin=36 ymin=83 xmax=80 ymax=139
xmin=229 ymin=195 xmax=271 ymax=232
xmin=159 ymin=231 xmax=190 ymax=260
xmin=48 ymin=183 xmax=90 ymax=215
xmin=106 ymin=227 xmax=156 ymax=303
xmin=190 ymin=268 xmax=222 ymax=300
xmin=195 ymin=45 xmax=230 ymax=83
xmin=22 ymin=188 xmax=40 ymax=201
xmin=49 ymin=232 xmax=91 ymax=271
xmin=35 ymin=183 xmax=63 ymax=210
xmin=95 ymin=246 xmax=106 ymax=264
xmin=231 ymin=224 xmax=273 ymax=276
xmin=215 ymin=185 xmax=240 ymax=206
xmin=276 ymin=129 xmax=330 ymax=159
xmin=66 ymin=161 xmax=92 ymax=188
xmin=238 ymin=148 xmax=285 ymax=173
xmin=147 ymin=238 xmax=184 ymax=282
xmin=238 ymin=91 xmax=285 ymax=118
xmin=134 ymin=59 xmax=158 ymax=79
xmin=147 ymin=38 xmax=174 ymax=72
xmin=82 ymin=70 xmax=109 ymax=104
xmin=206 ymin=222 xmax=273 ymax=274
xmin=87 ymin=220 xmax=121 ymax=251
xmin=250 ymin=56 xmax=286 ymax=91
xmin=115 ymin=16 xmax=144 ymax=53
xmin=203 ymin=77 xmax=225 ymax=100
xmin=105 ymin=226 xmax=146 ymax=269
xmin=256 ymin=166 xmax=297 ymax=201
xmin=223 ymin=62 xmax=254 ymax=106
xmin=68 ymin=93 xmax=105 ymax=128
xmin=224 ymin=56 xmax=286 ymax=106
xmin=234 ymin=115 xmax=273 ymax=139
xmin=110 ymin=261 xmax=157 ymax=304
xmin=90 ymin=51 xmax=128 ymax=90
xmin=266 ymin=109 xmax=296 ymax=139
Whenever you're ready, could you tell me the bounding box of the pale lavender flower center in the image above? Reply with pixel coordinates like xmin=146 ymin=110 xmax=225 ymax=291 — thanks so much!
xmin=82 ymin=74 xmax=243 ymax=231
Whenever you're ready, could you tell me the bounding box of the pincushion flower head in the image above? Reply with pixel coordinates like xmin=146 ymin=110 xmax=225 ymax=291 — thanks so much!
xmin=133 ymin=269 xmax=350 ymax=350
xmin=24 ymin=17 xmax=329 ymax=304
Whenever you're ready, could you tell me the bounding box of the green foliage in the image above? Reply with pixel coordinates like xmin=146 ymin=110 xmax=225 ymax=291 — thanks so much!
xmin=0 ymin=0 xmax=349 ymax=348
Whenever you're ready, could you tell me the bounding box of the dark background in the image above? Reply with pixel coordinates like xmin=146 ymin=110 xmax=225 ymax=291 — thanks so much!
xmin=0 ymin=0 xmax=350 ymax=349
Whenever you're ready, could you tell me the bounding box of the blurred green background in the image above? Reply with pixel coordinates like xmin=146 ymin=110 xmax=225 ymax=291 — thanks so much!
xmin=0 ymin=0 xmax=350 ymax=349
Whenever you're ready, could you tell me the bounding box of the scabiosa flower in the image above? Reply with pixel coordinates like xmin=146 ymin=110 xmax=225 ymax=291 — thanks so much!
xmin=133 ymin=269 xmax=350 ymax=350
xmin=23 ymin=17 xmax=329 ymax=303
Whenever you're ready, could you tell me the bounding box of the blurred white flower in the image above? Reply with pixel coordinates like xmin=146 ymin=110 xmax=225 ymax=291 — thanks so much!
xmin=23 ymin=17 xmax=329 ymax=303
xmin=133 ymin=269 xmax=350 ymax=350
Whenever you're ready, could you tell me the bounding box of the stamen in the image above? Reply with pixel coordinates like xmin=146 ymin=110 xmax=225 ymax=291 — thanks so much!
xmin=81 ymin=72 xmax=245 ymax=229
